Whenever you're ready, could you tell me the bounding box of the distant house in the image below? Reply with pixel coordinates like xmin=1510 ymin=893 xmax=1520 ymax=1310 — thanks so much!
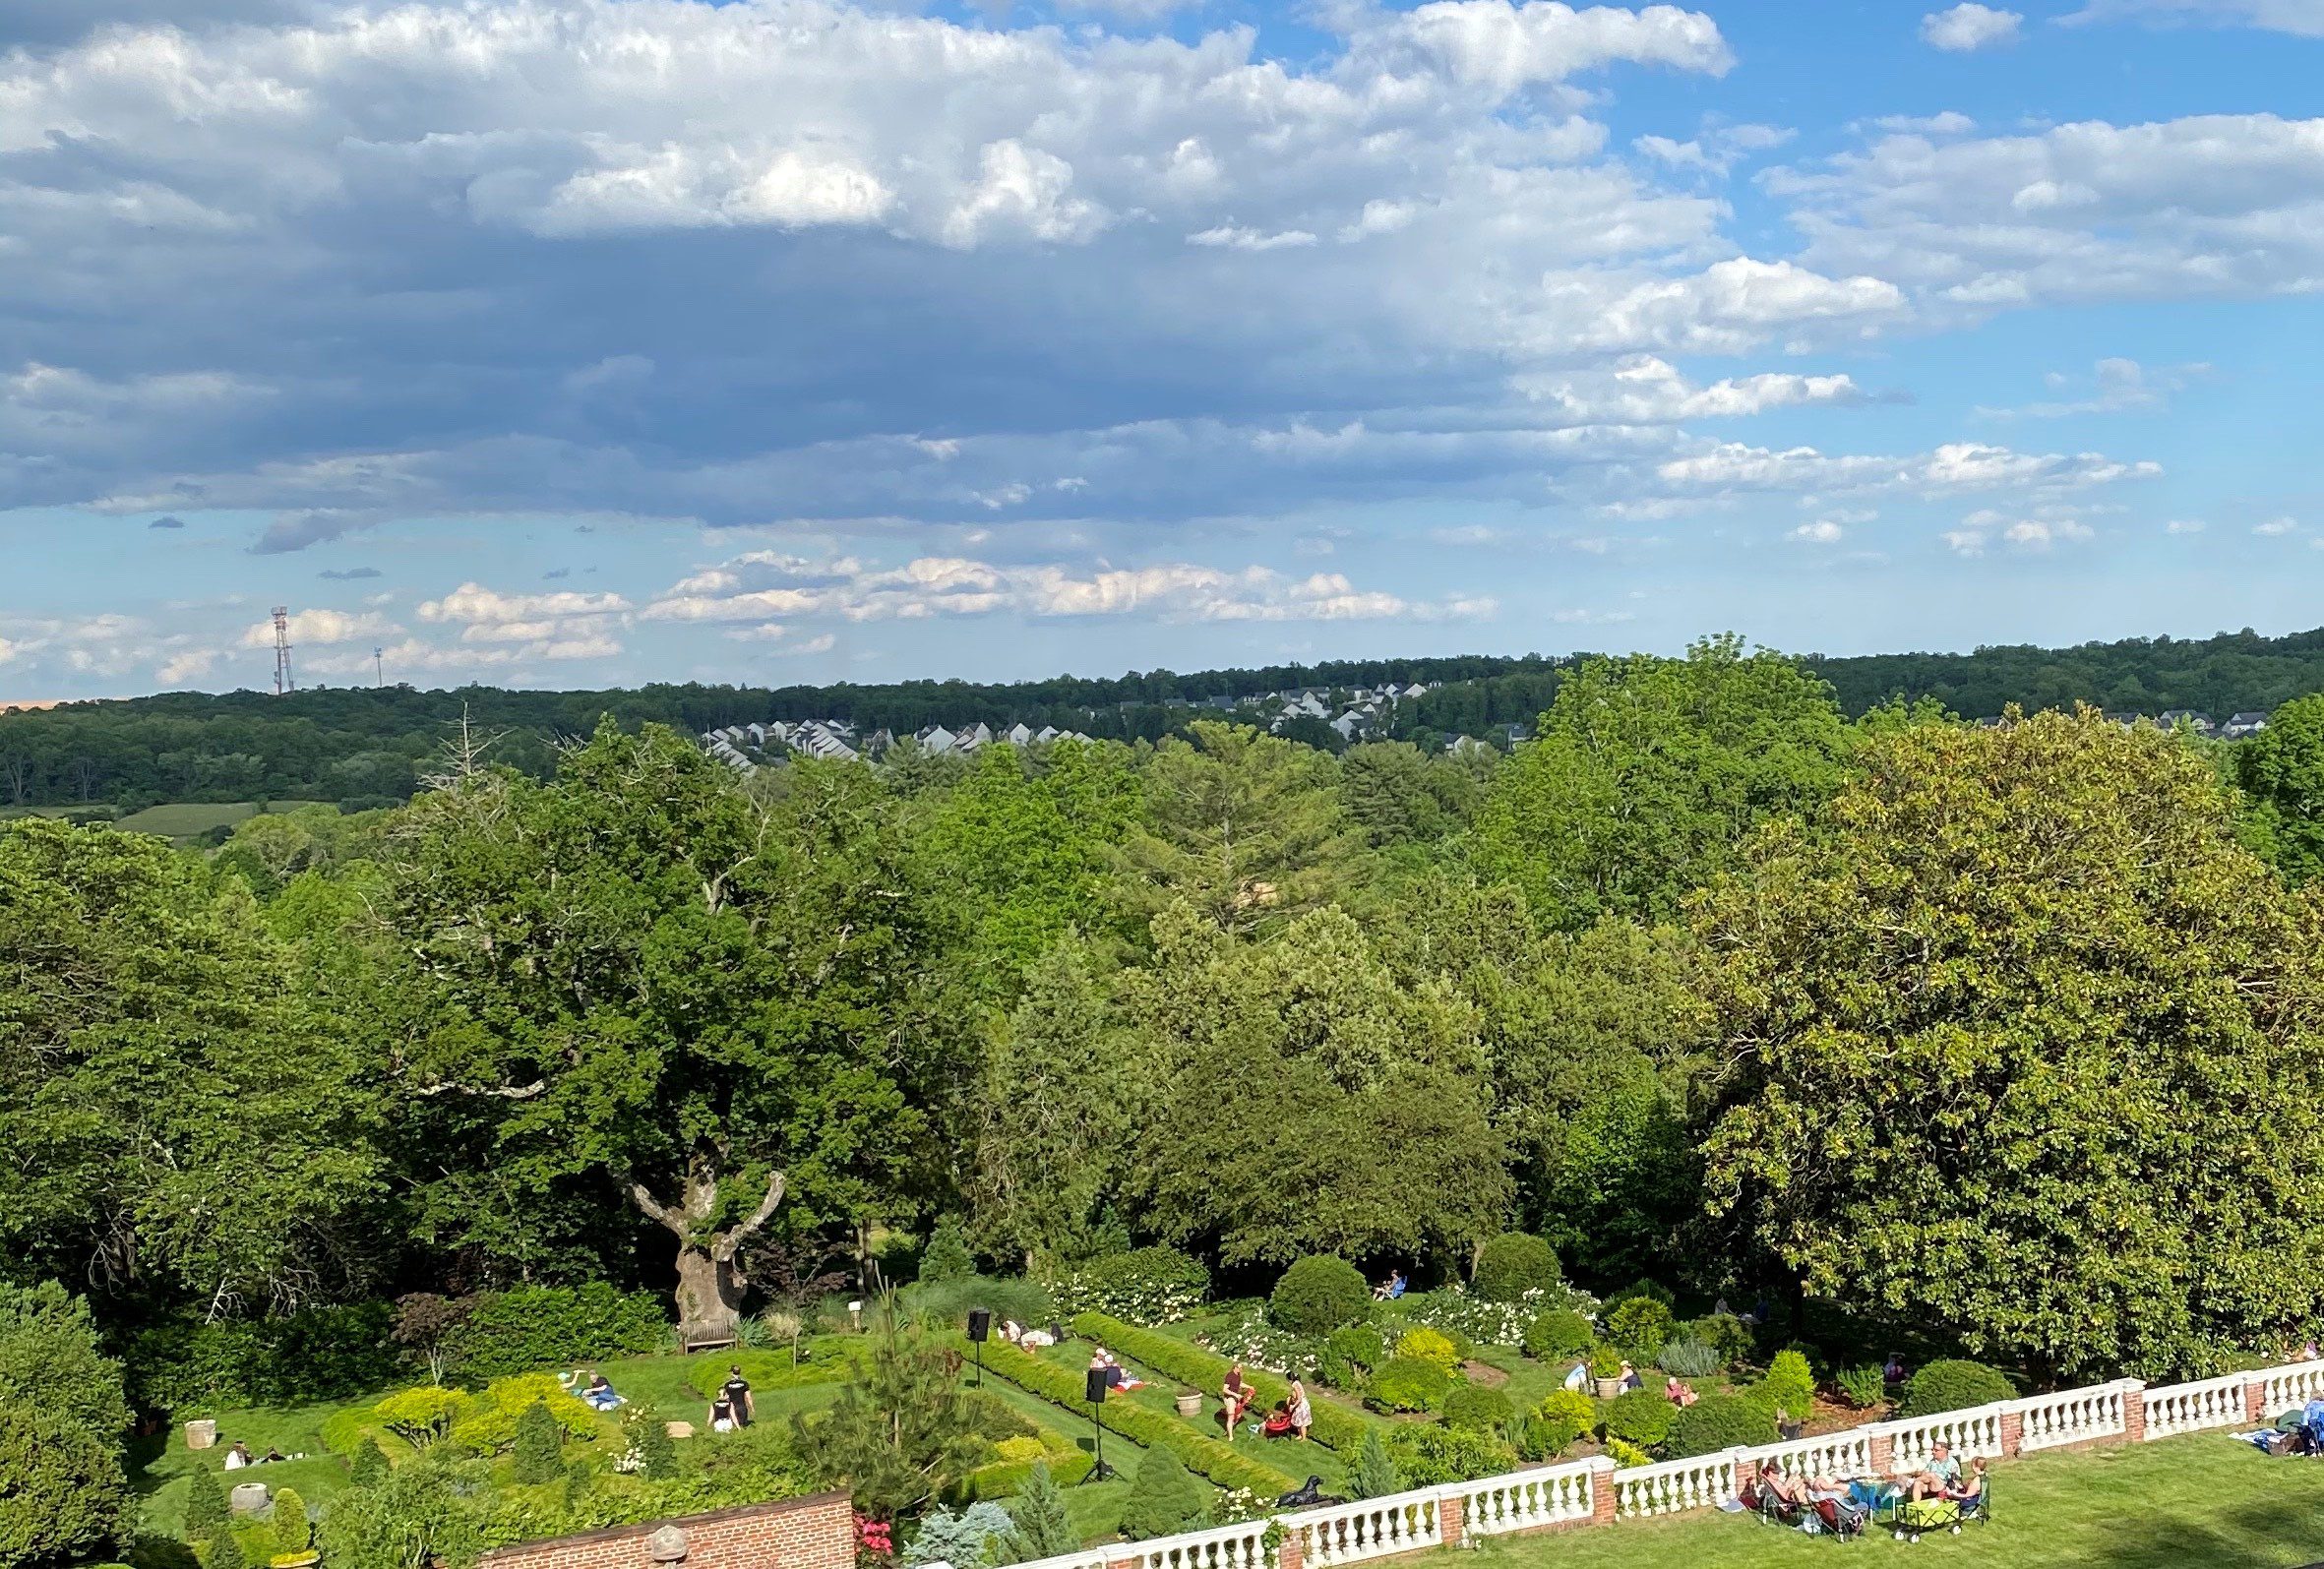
xmin=2158 ymin=709 xmax=2215 ymax=734
xmin=2225 ymin=711 xmax=2270 ymax=738
xmin=920 ymin=724 xmax=957 ymax=754
xmin=2102 ymin=711 xmax=2145 ymax=729
xmin=1007 ymin=721 xmax=1034 ymax=746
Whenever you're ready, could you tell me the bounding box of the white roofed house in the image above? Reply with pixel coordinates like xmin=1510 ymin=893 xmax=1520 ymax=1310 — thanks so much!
xmin=1007 ymin=722 xmax=1034 ymax=746
xmin=958 ymin=721 xmax=993 ymax=753
xmin=919 ymin=724 xmax=958 ymax=754
xmin=1035 ymin=725 xmax=1061 ymax=743
xmin=2224 ymin=711 xmax=2271 ymax=738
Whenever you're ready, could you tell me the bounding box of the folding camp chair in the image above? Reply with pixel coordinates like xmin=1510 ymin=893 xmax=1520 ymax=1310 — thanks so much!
xmin=1879 ymin=1476 xmax=1991 ymax=1542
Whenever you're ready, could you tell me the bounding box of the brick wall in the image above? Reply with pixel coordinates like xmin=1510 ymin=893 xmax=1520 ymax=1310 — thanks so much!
xmin=482 ymin=1490 xmax=855 ymax=1569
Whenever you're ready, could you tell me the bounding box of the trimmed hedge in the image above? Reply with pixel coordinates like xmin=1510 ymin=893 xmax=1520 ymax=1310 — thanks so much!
xmin=1521 ymin=1309 xmax=1595 ymax=1363
xmin=1069 ymin=1312 xmax=1373 ymax=1455
xmin=1663 ymin=1394 xmax=1776 ymax=1459
xmin=1600 ymin=1389 xmax=1677 ymax=1448
xmin=447 ymin=1284 xmax=667 ymax=1380
xmin=1440 ymin=1383 xmax=1513 ymax=1433
xmin=968 ymin=1336 xmax=1299 ymax=1496
xmin=1365 ymin=1357 xmax=1449 ymax=1415
xmin=1899 ymin=1359 xmax=2016 ymax=1418
xmin=126 ymin=1304 xmax=402 ymax=1414
xmin=952 ymin=1443 xmax=1097 ymax=1501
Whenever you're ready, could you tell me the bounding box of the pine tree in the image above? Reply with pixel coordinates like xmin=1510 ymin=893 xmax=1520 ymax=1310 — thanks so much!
xmin=202 ymin=1522 xmax=247 ymax=1569
xmin=512 ymin=1399 xmax=564 ymax=1485
xmin=921 ymin=1217 xmax=975 ymax=1284
xmin=796 ymin=1298 xmax=981 ymax=1520
xmin=348 ymin=1439 xmax=390 ymax=1489
xmin=1348 ymin=1427 xmax=1400 ymax=1502
xmin=270 ymin=1486 xmax=311 ymax=1557
xmin=991 ymin=1462 xmax=1077 ymax=1564
xmin=183 ymin=1464 xmax=229 ymax=1537
xmin=1118 ymin=1445 xmax=1208 ymax=1540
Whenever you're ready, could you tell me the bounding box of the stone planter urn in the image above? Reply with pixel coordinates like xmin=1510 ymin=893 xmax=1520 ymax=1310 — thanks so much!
xmin=1176 ymin=1392 xmax=1203 ymax=1418
xmin=184 ymin=1419 xmax=218 ymax=1450
xmin=1593 ymin=1377 xmax=1623 ymax=1401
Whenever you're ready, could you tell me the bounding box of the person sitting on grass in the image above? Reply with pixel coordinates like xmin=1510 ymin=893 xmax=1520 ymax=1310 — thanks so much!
xmin=1374 ymin=1270 xmax=1406 ymax=1301
xmin=1944 ymin=1457 xmax=1988 ymax=1506
xmin=1905 ymin=1441 xmax=1962 ymax=1502
xmin=1665 ymin=1375 xmax=1699 ymax=1408
xmin=223 ymin=1442 xmax=253 ymax=1471
xmin=1618 ymin=1360 xmax=1644 ymax=1393
xmin=581 ymin=1371 xmax=624 ymax=1412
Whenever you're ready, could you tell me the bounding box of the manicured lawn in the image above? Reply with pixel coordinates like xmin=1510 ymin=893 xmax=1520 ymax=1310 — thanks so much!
xmin=111 ymin=801 xmax=335 ymax=838
xmin=1476 ymin=1434 xmax=2324 ymax=1569
xmin=133 ymin=1398 xmax=366 ymax=1536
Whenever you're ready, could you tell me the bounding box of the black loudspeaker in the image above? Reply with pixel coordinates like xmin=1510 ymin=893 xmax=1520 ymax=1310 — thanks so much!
xmin=1085 ymin=1367 xmax=1110 ymax=1405
xmin=966 ymin=1309 xmax=991 ymax=1343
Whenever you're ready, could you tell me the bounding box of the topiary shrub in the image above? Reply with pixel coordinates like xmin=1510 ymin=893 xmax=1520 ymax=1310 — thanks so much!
xmin=1899 ymin=1360 xmax=2016 ymax=1418
xmin=1362 ymin=1356 xmax=1449 ymax=1414
xmin=1521 ymin=1308 xmax=1595 ymax=1363
xmin=1268 ymin=1257 xmax=1371 ymax=1336
xmin=511 ymin=1401 xmax=563 ymax=1485
xmin=1440 ymin=1383 xmax=1514 ymax=1434
xmin=1604 ymin=1437 xmax=1653 ymax=1468
xmin=1605 ymin=1297 xmax=1673 ymax=1363
xmin=1657 ymin=1339 xmax=1721 ymax=1380
xmin=1381 ymin=1424 xmax=1517 ymax=1485
xmin=1520 ymin=1390 xmax=1598 ymax=1460
xmin=1601 ymin=1280 xmax=1675 ymax=1312
xmin=183 ymin=1466 xmax=228 ymax=1538
xmin=1119 ymin=1445 xmax=1210 ymax=1539
xmin=268 ymin=1487 xmax=310 ymax=1558
xmin=1663 ymin=1394 xmax=1777 ymax=1459
xmin=1471 ymin=1234 xmax=1560 ymax=1303
xmin=1395 ymin=1327 xmax=1459 ymax=1377
xmin=1836 ymin=1365 xmax=1887 ymax=1409
xmin=1600 ymin=1389 xmax=1678 ymax=1448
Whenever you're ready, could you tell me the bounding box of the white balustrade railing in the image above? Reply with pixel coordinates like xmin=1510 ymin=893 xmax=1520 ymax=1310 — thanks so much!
xmin=2143 ymin=1373 xmax=2247 ymax=1439
xmin=1443 ymin=1462 xmax=1597 ymax=1537
xmin=2264 ymin=1361 xmax=2324 ymax=1417
xmin=1886 ymin=1403 xmax=2007 ymax=1470
xmin=1119 ymin=1520 xmax=1271 ymax=1569
xmin=1745 ymin=1428 xmax=1876 ymax=1480
xmin=2013 ymin=1382 xmax=2126 ymax=1452
xmin=1025 ymin=1356 xmax=2324 ymax=1569
xmin=1613 ymin=1452 xmax=1735 ymax=1519
xmin=1286 ymin=1486 xmax=1442 ymax=1568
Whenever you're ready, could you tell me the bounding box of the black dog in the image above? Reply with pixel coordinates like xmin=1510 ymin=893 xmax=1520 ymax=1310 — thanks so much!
xmin=1275 ymin=1476 xmax=1345 ymax=1509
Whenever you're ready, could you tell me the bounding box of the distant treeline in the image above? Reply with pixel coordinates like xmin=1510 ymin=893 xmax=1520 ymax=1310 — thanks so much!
xmin=4 ymin=627 xmax=2322 ymax=810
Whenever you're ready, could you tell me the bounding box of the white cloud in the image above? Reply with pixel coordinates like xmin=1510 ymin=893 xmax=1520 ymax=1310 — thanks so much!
xmin=1772 ymin=113 xmax=2324 ymax=316
xmin=1943 ymin=506 xmax=2100 ymax=555
xmin=417 ymin=583 xmax=633 ymax=625
xmin=641 ymin=550 xmax=1492 ymax=627
xmin=1657 ymin=440 xmax=2159 ymax=497
xmin=1921 ymin=4 xmax=2024 ymax=50
xmin=2059 ymin=0 xmax=2324 ymax=36
xmin=2165 ymin=517 xmax=2206 ymax=533
xmin=1977 ymin=356 xmax=2205 ymax=418
xmin=2255 ymin=515 xmax=2299 ymax=535
xmin=1187 ymin=225 xmax=1319 ymax=251
xmin=1790 ymin=518 xmax=1846 ymax=543
xmin=237 ymin=607 xmax=397 ymax=647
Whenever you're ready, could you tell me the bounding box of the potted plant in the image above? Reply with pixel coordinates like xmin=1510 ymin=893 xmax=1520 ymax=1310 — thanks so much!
xmin=1176 ymin=1388 xmax=1203 ymax=1418
xmin=1589 ymin=1345 xmax=1625 ymax=1402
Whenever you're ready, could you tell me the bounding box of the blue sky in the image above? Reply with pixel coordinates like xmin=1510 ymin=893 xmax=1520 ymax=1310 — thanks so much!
xmin=2 ymin=0 xmax=2322 ymax=698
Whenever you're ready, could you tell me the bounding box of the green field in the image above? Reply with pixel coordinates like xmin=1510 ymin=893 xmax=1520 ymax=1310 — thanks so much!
xmin=1 ymin=800 xmax=336 ymax=838
xmin=1481 ymin=1435 xmax=2324 ymax=1569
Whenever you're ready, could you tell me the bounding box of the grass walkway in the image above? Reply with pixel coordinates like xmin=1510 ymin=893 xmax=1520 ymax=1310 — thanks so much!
xmin=1477 ymin=1433 xmax=2324 ymax=1569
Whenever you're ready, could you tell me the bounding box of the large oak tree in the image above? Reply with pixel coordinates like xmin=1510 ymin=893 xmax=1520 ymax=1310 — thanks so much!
xmin=380 ymin=723 xmax=963 ymax=1334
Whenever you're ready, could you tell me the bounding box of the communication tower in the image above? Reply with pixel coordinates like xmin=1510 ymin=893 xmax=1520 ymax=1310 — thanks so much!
xmin=272 ymin=607 xmax=295 ymax=695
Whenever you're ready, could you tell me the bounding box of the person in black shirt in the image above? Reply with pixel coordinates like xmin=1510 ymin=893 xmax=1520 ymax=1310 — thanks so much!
xmin=722 ymin=1364 xmax=754 ymax=1427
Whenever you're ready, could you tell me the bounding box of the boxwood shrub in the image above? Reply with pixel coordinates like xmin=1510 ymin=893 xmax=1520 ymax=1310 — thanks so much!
xmin=1471 ymin=1234 xmax=1560 ymax=1303
xmin=1364 ymin=1356 xmax=1450 ymax=1415
xmin=1520 ymin=1389 xmax=1598 ymax=1460
xmin=1440 ymin=1382 xmax=1514 ymax=1433
xmin=1521 ymin=1309 xmax=1595 ymax=1364
xmin=1382 ymin=1424 xmax=1518 ymax=1484
xmin=1899 ymin=1359 xmax=2016 ymax=1418
xmin=1663 ymin=1394 xmax=1777 ymax=1459
xmin=1268 ymin=1257 xmax=1372 ymax=1335
xmin=1600 ymin=1389 xmax=1678 ymax=1448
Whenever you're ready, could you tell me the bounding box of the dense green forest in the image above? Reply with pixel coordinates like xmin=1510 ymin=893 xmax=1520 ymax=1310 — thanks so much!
xmin=8 ymin=625 xmax=2324 ymax=812
xmin=17 ymin=636 xmax=2324 ymax=1567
